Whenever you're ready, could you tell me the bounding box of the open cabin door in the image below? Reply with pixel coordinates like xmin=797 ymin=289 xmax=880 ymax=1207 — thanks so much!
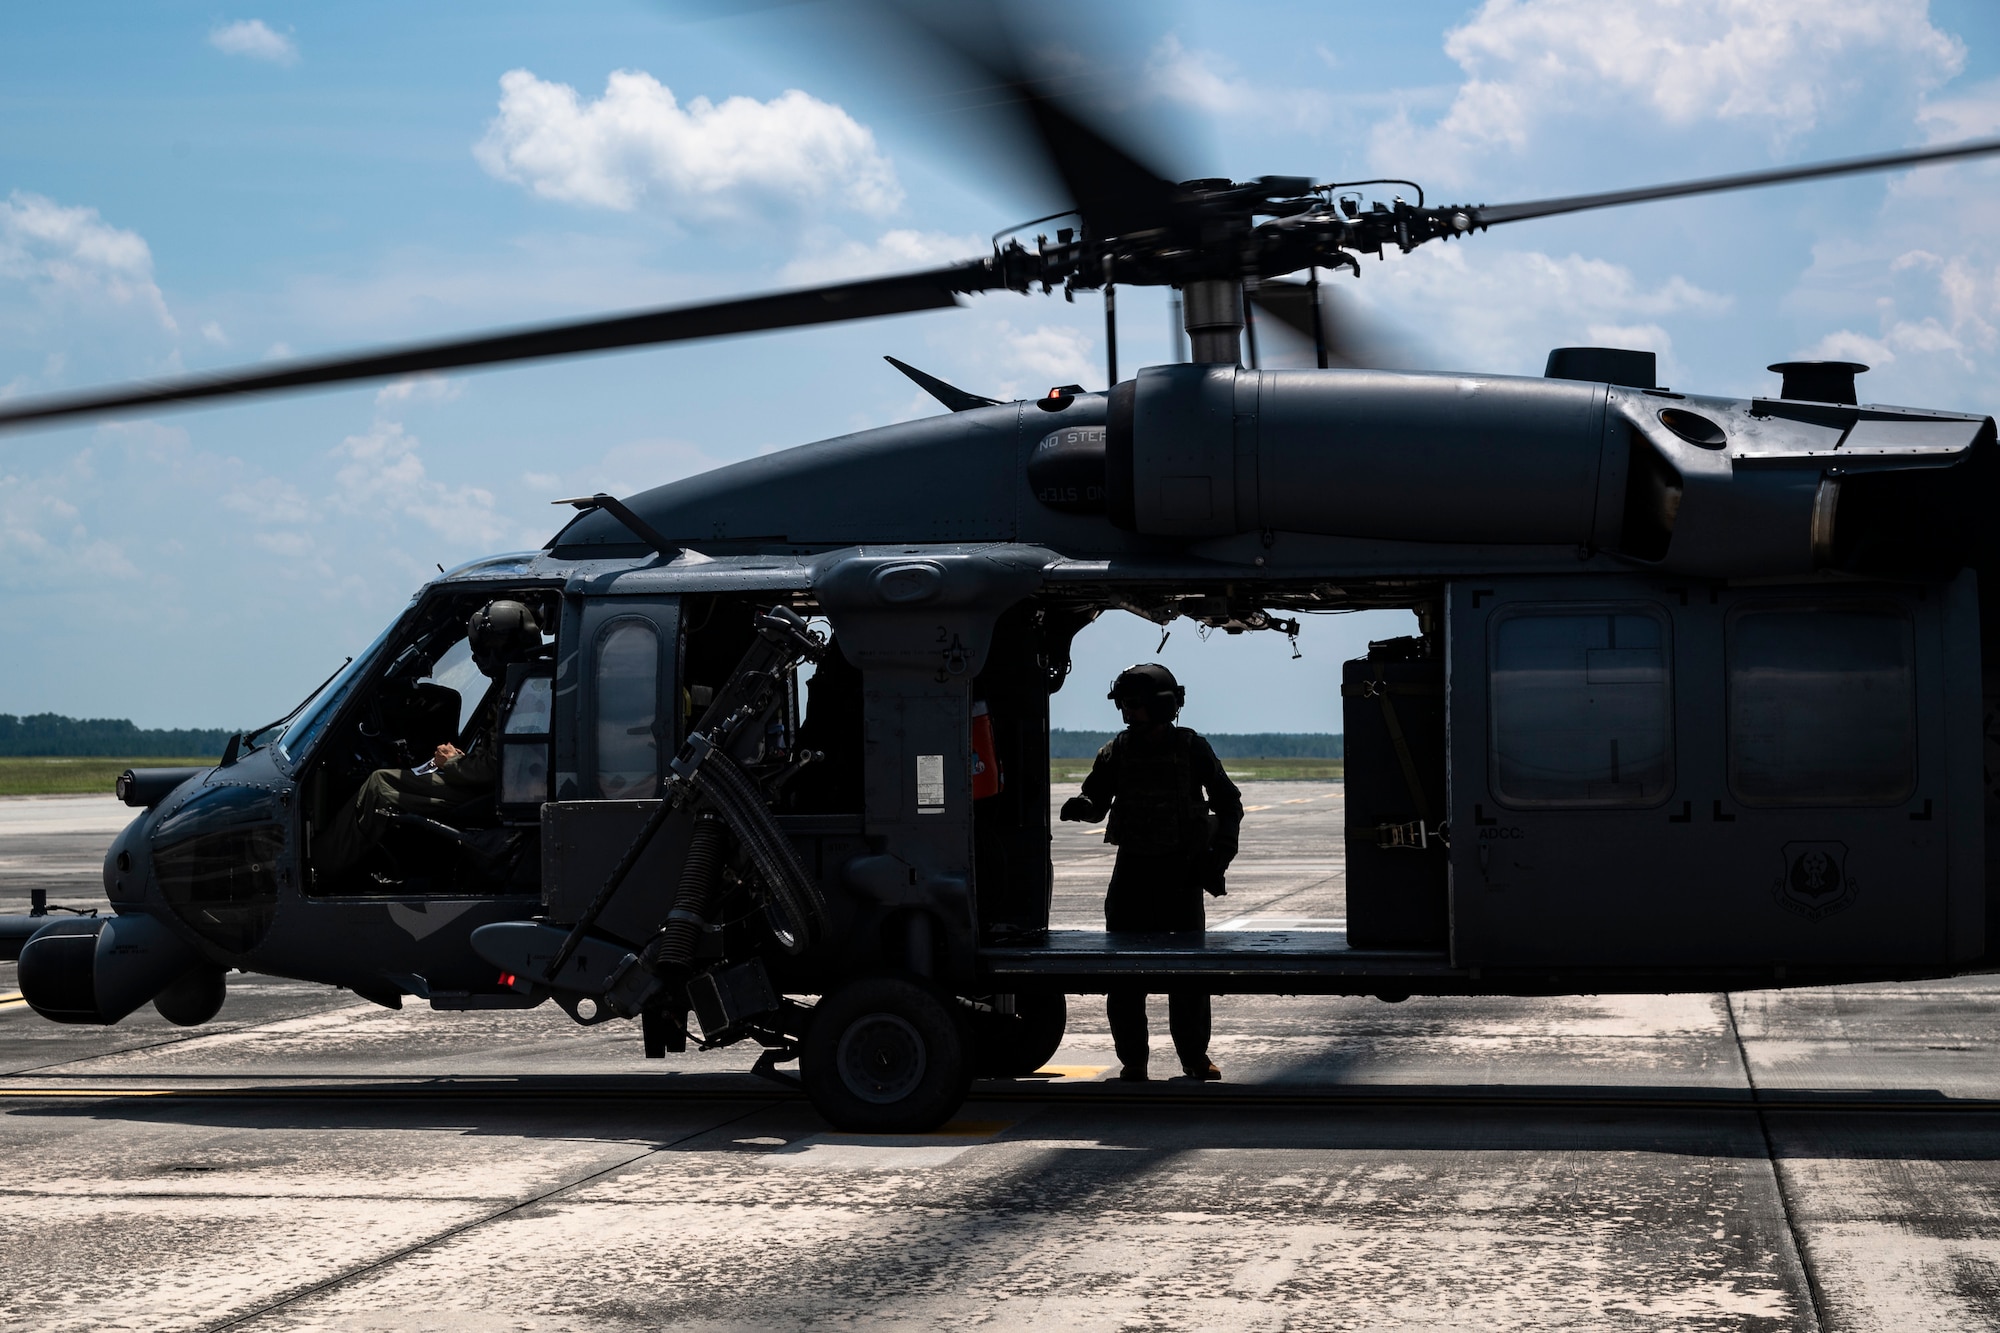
xmin=1341 ymin=637 xmax=1449 ymax=950
xmin=572 ymin=595 xmax=678 ymax=801
xmin=540 ymin=594 xmax=680 ymax=942
xmin=1447 ymin=573 xmax=1983 ymax=973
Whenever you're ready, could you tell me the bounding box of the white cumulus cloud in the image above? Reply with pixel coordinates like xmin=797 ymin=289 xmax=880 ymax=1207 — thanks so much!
xmin=1778 ymin=86 xmax=2000 ymax=405
xmin=221 ymin=475 xmax=314 ymax=526
xmin=1145 ymin=35 xmax=1332 ymax=130
xmin=1349 ymin=245 xmax=1731 ymax=380
xmin=374 ymin=375 xmax=463 ymax=407
xmin=1372 ymin=0 xmax=1965 ymax=180
xmin=0 ymin=192 xmax=175 ymax=333
xmin=208 ymin=19 xmax=299 ymax=66
xmin=780 ymin=229 xmax=984 ymax=284
xmin=0 ymin=451 xmax=140 ymax=583
xmin=474 ymin=69 xmax=901 ymax=219
xmin=333 ymin=421 xmax=508 ymax=547
xmin=989 ymin=322 xmax=1098 ymax=398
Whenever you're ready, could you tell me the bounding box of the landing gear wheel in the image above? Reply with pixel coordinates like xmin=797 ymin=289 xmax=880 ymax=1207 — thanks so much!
xmin=801 ymin=977 xmax=971 ymax=1133
xmin=973 ymin=992 xmax=1067 ymax=1078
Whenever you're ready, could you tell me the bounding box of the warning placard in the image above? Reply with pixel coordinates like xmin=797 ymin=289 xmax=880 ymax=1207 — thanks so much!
xmin=916 ymin=753 xmax=945 ymax=812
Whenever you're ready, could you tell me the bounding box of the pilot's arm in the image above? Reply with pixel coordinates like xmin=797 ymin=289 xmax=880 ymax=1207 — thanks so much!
xmin=1192 ymin=735 xmax=1244 ymax=894
xmin=433 ymin=702 xmax=502 ymax=787
xmin=1059 ymin=741 xmax=1119 ymax=823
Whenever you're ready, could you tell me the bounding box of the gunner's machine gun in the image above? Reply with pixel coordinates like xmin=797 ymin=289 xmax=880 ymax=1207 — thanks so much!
xmin=471 ymin=605 xmax=830 ymax=1056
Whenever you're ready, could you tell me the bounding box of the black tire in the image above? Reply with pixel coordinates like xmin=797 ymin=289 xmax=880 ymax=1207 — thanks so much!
xmin=973 ymin=992 xmax=1068 ymax=1078
xmin=800 ymin=977 xmax=972 ymax=1133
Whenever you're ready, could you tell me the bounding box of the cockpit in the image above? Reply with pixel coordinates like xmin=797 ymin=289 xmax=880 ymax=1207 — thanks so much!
xmin=296 ymin=586 xmax=560 ymax=897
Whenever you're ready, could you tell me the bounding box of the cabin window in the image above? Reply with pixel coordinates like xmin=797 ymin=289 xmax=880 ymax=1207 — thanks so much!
xmin=1489 ymin=607 xmax=1672 ymax=807
xmin=1727 ymin=605 xmax=1915 ymax=806
xmin=505 ymin=674 xmax=555 ymax=736
xmin=594 ymin=619 xmax=660 ymax=798
xmin=499 ymin=673 xmax=555 ymax=816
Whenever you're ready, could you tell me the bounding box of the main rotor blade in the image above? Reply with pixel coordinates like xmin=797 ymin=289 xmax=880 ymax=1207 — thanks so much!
xmin=874 ymin=1 xmax=1190 ymax=239
xmin=1473 ymin=136 xmax=2000 ymax=228
xmin=1015 ymin=77 xmax=1189 ymax=240
xmin=0 ymin=263 xmax=994 ymax=429
xmin=1249 ymin=280 xmax=1422 ymax=371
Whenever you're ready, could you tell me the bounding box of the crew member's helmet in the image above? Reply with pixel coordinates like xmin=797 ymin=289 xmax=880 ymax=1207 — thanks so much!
xmin=1108 ymin=662 xmax=1184 ymax=722
xmin=468 ymin=599 xmax=542 ymax=676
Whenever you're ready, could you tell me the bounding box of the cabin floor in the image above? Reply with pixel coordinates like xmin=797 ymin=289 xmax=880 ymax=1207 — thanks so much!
xmin=2 ymin=787 xmax=1998 ymax=1330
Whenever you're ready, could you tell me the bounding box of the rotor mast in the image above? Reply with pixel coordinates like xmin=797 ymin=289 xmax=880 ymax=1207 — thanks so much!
xmin=1182 ymin=279 xmax=1244 ymax=365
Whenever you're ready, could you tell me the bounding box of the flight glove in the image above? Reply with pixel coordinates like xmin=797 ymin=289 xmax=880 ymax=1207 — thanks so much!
xmin=1059 ymin=796 xmax=1097 ymax=822
xmin=1203 ymin=844 xmax=1235 ymax=897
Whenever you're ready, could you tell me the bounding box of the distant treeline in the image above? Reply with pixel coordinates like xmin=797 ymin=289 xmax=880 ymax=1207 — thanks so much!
xmin=0 ymin=714 xmax=235 ymax=758
xmin=1051 ymin=729 xmax=1342 ymax=760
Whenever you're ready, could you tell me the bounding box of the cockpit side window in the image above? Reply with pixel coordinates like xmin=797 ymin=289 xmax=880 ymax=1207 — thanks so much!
xmin=421 ymin=636 xmax=487 ymax=740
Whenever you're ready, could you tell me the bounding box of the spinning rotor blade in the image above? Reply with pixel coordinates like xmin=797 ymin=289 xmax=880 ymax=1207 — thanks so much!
xmin=1014 ymin=77 xmax=1188 ymax=240
xmin=1473 ymin=136 xmax=2000 ymax=227
xmin=1249 ymin=280 xmax=1422 ymax=371
xmin=1248 ymin=282 xmax=1331 ymax=364
xmin=868 ymin=1 xmax=1191 ymax=240
xmin=0 ymin=263 xmax=992 ymax=429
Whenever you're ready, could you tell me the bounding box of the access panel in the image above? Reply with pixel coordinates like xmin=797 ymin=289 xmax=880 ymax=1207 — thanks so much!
xmin=1448 ymin=573 xmax=1982 ymax=971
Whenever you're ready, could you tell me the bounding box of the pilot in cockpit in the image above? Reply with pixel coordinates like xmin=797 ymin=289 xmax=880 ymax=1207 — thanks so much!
xmin=314 ymin=599 xmax=542 ymax=885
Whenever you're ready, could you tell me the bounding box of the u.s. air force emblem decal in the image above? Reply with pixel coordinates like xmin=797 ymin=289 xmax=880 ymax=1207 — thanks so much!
xmin=1774 ymin=842 xmax=1857 ymax=921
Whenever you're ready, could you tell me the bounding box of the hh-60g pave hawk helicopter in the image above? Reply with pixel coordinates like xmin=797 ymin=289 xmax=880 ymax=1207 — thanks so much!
xmin=3 ymin=11 xmax=2000 ymax=1132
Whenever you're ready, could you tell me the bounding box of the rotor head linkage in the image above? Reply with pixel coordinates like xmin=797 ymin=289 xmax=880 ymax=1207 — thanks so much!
xmin=1183 ymin=279 xmax=1245 ymax=366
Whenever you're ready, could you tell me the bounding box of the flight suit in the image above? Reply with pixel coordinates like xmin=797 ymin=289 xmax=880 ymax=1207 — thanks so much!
xmin=1068 ymin=723 xmax=1244 ymax=1076
xmin=314 ymin=707 xmax=501 ymax=881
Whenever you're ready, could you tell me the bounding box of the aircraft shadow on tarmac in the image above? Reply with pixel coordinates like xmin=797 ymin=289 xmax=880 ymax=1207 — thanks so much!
xmin=11 ymin=1077 xmax=2000 ymax=1163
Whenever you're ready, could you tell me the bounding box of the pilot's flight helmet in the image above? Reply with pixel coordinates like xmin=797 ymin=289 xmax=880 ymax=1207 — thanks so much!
xmin=1108 ymin=662 xmax=1185 ymax=722
xmin=468 ymin=599 xmax=542 ymax=676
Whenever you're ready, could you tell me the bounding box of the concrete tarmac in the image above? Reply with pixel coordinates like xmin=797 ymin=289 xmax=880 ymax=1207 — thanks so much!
xmin=1 ymin=788 xmax=1997 ymax=1330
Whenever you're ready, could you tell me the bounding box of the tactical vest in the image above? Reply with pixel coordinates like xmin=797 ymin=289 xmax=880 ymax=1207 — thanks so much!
xmin=1104 ymin=726 xmax=1213 ymax=853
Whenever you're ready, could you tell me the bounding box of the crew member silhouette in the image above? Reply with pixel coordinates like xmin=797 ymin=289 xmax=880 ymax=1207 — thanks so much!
xmin=1060 ymin=663 xmax=1243 ymax=1081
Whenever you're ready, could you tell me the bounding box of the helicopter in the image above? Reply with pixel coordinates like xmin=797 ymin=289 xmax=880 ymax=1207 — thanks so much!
xmin=1 ymin=4 xmax=1998 ymax=1133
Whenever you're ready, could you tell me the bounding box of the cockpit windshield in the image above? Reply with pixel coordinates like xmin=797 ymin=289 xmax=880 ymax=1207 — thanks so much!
xmin=276 ymin=620 xmax=399 ymax=764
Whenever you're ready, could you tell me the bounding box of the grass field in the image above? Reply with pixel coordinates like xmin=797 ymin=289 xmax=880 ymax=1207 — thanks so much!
xmin=0 ymin=757 xmax=216 ymax=797
xmin=0 ymin=755 xmax=1340 ymax=796
xmin=1051 ymin=757 xmax=1342 ymax=783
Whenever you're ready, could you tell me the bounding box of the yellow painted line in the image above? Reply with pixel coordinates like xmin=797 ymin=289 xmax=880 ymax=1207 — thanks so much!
xmin=1244 ymin=805 xmax=1271 ymax=812
xmin=0 ymin=992 xmax=22 ymax=1004
xmin=927 ymin=1119 xmax=1014 ymax=1139
xmin=1282 ymin=798 xmax=1313 ymax=804
xmin=0 ymin=1000 xmax=27 ymax=1012
xmin=1035 ymin=1065 xmax=1109 ymax=1080
xmin=0 ymin=1087 xmax=173 ymax=1098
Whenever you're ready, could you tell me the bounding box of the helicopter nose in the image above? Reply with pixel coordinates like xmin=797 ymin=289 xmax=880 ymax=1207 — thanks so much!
xmin=105 ymin=816 xmax=145 ymax=903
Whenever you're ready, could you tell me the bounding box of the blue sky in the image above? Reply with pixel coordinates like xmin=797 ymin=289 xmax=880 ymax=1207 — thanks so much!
xmin=2 ymin=0 xmax=1997 ymax=733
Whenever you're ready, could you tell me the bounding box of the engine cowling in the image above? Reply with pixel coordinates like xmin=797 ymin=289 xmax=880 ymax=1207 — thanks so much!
xmin=1094 ymin=363 xmax=1991 ymax=578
